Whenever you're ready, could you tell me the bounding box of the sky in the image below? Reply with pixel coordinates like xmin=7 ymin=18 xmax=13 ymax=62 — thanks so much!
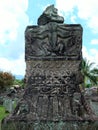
xmin=0 ymin=0 xmax=98 ymax=76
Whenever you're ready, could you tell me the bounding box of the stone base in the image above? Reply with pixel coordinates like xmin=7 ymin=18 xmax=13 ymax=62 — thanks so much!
xmin=2 ymin=92 xmax=98 ymax=123
xmin=2 ymin=60 xmax=98 ymax=123
xmin=2 ymin=120 xmax=98 ymax=130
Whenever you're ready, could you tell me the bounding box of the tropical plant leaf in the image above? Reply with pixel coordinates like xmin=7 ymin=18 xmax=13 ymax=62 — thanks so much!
xmin=81 ymin=58 xmax=98 ymax=87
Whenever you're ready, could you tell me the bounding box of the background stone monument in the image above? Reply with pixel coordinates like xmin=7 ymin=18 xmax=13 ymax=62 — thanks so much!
xmin=3 ymin=5 xmax=97 ymax=124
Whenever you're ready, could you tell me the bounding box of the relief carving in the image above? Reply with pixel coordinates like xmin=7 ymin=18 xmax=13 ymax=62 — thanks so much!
xmin=25 ymin=23 xmax=82 ymax=59
xmin=3 ymin=5 xmax=97 ymax=124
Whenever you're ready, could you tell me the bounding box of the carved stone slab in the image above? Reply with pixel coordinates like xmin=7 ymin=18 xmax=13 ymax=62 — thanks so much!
xmin=25 ymin=23 xmax=82 ymax=60
xmin=3 ymin=5 xmax=97 ymax=124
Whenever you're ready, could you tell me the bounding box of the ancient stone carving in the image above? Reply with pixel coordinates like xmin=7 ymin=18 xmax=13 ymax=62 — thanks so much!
xmin=38 ymin=4 xmax=64 ymax=25
xmin=3 ymin=5 xmax=97 ymax=125
xmin=25 ymin=23 xmax=82 ymax=60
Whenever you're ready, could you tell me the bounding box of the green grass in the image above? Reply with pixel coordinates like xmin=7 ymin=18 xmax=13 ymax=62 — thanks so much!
xmin=0 ymin=105 xmax=9 ymax=121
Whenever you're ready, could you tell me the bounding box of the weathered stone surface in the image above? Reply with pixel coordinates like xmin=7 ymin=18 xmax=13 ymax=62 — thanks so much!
xmin=2 ymin=5 xmax=98 ymax=125
xmin=25 ymin=60 xmax=82 ymax=83
xmin=4 ymin=63 xmax=96 ymax=122
xmin=25 ymin=23 xmax=82 ymax=60
xmin=38 ymin=4 xmax=64 ymax=25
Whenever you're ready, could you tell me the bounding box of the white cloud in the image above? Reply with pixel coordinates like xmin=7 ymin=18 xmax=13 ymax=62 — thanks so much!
xmin=82 ymin=46 xmax=98 ymax=67
xmin=70 ymin=15 xmax=77 ymax=23
xmin=0 ymin=0 xmax=29 ymax=75
xmin=0 ymin=0 xmax=28 ymax=44
xmin=56 ymin=0 xmax=77 ymax=19
xmin=0 ymin=54 xmax=26 ymax=75
xmin=91 ymin=39 xmax=98 ymax=45
xmin=76 ymin=0 xmax=98 ymax=19
xmin=56 ymin=0 xmax=77 ymax=14
xmin=88 ymin=16 xmax=98 ymax=33
xmin=56 ymin=0 xmax=98 ymax=33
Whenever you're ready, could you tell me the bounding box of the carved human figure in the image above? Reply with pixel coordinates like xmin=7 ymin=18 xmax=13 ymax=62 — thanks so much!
xmin=26 ymin=23 xmax=80 ymax=56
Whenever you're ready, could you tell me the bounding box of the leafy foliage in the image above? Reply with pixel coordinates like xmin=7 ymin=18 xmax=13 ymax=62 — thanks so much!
xmin=81 ymin=58 xmax=98 ymax=87
xmin=13 ymin=78 xmax=25 ymax=88
xmin=0 ymin=71 xmax=15 ymax=91
xmin=0 ymin=105 xmax=9 ymax=121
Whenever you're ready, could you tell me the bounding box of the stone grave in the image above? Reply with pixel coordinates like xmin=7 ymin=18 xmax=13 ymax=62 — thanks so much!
xmin=2 ymin=5 xmax=98 ymax=126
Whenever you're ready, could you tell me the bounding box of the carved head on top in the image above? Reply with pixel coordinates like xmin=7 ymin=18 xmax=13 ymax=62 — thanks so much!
xmin=38 ymin=4 xmax=64 ymax=25
xmin=43 ymin=5 xmax=58 ymax=17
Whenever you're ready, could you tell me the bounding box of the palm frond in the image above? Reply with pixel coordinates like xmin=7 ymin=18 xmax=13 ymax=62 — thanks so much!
xmin=91 ymin=68 xmax=98 ymax=75
xmin=81 ymin=58 xmax=98 ymax=87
